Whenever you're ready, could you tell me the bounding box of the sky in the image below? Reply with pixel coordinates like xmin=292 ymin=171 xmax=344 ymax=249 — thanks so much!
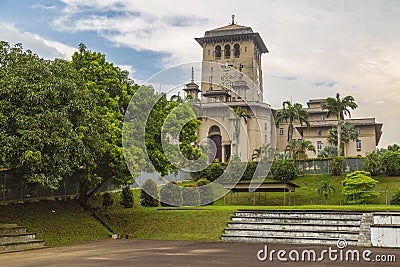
xmin=0 ymin=0 xmax=399 ymax=147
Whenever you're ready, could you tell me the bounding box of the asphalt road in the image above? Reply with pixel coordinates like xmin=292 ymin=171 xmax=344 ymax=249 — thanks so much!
xmin=1 ymin=239 xmax=399 ymax=267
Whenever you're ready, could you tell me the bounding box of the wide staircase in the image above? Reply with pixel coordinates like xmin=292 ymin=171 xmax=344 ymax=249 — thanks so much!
xmin=0 ymin=223 xmax=46 ymax=253
xmin=221 ymin=210 xmax=366 ymax=246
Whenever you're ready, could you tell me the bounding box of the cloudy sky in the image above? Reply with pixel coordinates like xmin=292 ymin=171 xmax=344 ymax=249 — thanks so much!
xmin=0 ymin=0 xmax=399 ymax=147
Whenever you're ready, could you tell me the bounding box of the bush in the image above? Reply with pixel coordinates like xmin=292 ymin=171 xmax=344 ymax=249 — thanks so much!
xmin=363 ymin=151 xmax=382 ymax=176
xmin=181 ymin=184 xmax=200 ymax=206
xmin=160 ymin=181 xmax=182 ymax=207
xmin=140 ymin=179 xmax=159 ymax=207
xmin=342 ymin=171 xmax=379 ymax=204
xmin=102 ymin=192 xmax=114 ymax=211
xmin=381 ymin=151 xmax=400 ymax=176
xmin=391 ymin=190 xmax=400 ymax=205
xmin=191 ymin=163 xmax=225 ymax=182
xmin=270 ymin=159 xmax=297 ymax=182
xmin=196 ymin=178 xmax=214 ymax=205
xmin=119 ymin=186 xmax=134 ymax=208
xmin=241 ymin=162 xmax=258 ymax=180
xmin=330 ymin=156 xmax=345 ymax=176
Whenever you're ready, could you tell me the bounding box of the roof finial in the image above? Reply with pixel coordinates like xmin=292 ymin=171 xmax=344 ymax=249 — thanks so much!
xmin=191 ymin=67 xmax=194 ymax=83
xmin=231 ymin=14 xmax=235 ymax=25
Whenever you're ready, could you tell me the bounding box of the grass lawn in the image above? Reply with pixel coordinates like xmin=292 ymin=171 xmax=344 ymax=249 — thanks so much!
xmin=0 ymin=200 xmax=111 ymax=246
xmin=1 ymin=174 xmax=400 ymax=246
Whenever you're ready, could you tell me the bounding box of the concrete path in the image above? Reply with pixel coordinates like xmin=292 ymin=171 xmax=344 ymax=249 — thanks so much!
xmin=0 ymin=239 xmax=399 ymax=266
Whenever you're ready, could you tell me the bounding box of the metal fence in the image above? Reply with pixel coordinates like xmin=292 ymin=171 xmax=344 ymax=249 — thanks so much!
xmin=296 ymin=158 xmax=365 ymax=175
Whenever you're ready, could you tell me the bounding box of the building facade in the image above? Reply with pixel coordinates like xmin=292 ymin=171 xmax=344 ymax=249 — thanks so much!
xmin=275 ymin=99 xmax=383 ymax=157
xmin=184 ymin=17 xmax=275 ymax=162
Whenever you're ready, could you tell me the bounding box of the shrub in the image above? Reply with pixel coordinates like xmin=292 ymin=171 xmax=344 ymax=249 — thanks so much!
xmin=381 ymin=151 xmax=400 ymax=176
xmin=181 ymin=184 xmax=200 ymax=206
xmin=241 ymin=162 xmax=258 ymax=180
xmin=119 ymin=186 xmax=134 ymax=208
xmin=160 ymin=181 xmax=182 ymax=207
xmin=196 ymin=178 xmax=214 ymax=205
xmin=270 ymin=159 xmax=297 ymax=182
xmin=391 ymin=190 xmax=400 ymax=205
xmin=191 ymin=163 xmax=225 ymax=182
xmin=102 ymin=192 xmax=114 ymax=211
xmin=342 ymin=171 xmax=379 ymax=204
xmin=363 ymin=151 xmax=382 ymax=176
xmin=140 ymin=179 xmax=159 ymax=207
xmin=330 ymin=156 xmax=345 ymax=176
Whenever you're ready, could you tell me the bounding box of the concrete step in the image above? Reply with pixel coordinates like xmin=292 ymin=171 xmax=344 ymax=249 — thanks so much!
xmin=0 ymin=225 xmax=27 ymax=235
xmin=0 ymin=240 xmax=46 ymax=253
xmin=235 ymin=211 xmax=363 ymax=221
xmin=231 ymin=216 xmax=361 ymax=226
xmin=227 ymin=222 xmax=360 ymax=232
xmin=224 ymin=228 xmax=360 ymax=239
xmin=221 ymin=235 xmax=359 ymax=246
xmin=0 ymin=233 xmax=37 ymax=244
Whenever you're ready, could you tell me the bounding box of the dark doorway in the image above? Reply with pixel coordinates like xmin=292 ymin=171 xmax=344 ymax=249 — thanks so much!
xmin=210 ymin=135 xmax=222 ymax=162
xmin=224 ymin=144 xmax=231 ymax=161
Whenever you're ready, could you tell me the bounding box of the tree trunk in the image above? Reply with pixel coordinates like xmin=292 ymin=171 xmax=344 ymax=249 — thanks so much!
xmin=288 ymin=123 xmax=293 ymax=142
xmin=337 ymin=121 xmax=342 ymax=156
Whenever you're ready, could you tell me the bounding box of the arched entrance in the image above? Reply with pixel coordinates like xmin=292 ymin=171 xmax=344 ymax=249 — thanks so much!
xmin=209 ymin=125 xmax=222 ymax=162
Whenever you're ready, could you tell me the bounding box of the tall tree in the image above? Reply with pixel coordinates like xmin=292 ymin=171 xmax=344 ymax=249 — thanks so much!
xmin=322 ymin=93 xmax=358 ymax=156
xmin=274 ymin=101 xmax=310 ymax=142
xmin=327 ymin=122 xmax=358 ymax=156
xmin=71 ymin=44 xmax=138 ymax=207
xmin=233 ymin=107 xmax=250 ymax=155
xmin=318 ymin=181 xmax=336 ymax=204
xmin=0 ymin=42 xmax=95 ymax=190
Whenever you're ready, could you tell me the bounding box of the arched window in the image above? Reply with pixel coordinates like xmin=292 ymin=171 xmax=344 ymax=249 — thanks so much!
xmin=209 ymin=125 xmax=221 ymax=134
xmin=215 ymin=45 xmax=221 ymax=59
xmin=234 ymin=44 xmax=240 ymax=58
xmin=224 ymin=44 xmax=231 ymax=58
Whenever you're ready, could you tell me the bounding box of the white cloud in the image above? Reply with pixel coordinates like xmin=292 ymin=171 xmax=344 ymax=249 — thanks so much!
xmin=0 ymin=23 xmax=76 ymax=60
xmin=3 ymin=0 xmax=400 ymax=147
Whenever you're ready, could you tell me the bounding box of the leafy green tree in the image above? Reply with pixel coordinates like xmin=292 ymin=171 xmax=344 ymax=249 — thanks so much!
xmin=323 ymin=93 xmax=358 ymax=156
xmin=327 ymin=122 xmax=358 ymax=156
xmin=330 ymin=156 xmax=345 ymax=176
xmin=391 ymin=190 xmax=400 ymax=205
xmin=181 ymin=184 xmax=200 ymax=206
xmin=274 ymin=101 xmax=310 ymax=142
xmin=342 ymin=171 xmax=379 ymax=204
xmin=270 ymin=159 xmax=297 ymax=182
xmin=318 ymin=181 xmax=336 ymax=204
xmin=140 ymin=179 xmax=159 ymax=207
xmin=0 ymin=42 xmax=96 ymax=192
xmin=120 ymin=186 xmax=134 ymax=208
xmin=363 ymin=151 xmax=382 ymax=176
xmin=387 ymin=144 xmax=400 ymax=152
xmin=160 ymin=181 xmax=182 ymax=207
xmin=381 ymin=151 xmax=400 ymax=176
xmin=71 ymin=44 xmax=138 ymax=207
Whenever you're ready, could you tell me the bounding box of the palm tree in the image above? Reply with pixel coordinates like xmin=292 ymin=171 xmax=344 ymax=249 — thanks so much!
xmin=327 ymin=122 xmax=358 ymax=156
xmin=274 ymin=101 xmax=310 ymax=142
xmin=322 ymin=93 xmax=358 ymax=156
xmin=317 ymin=146 xmax=338 ymax=158
xmin=285 ymin=140 xmax=299 ymax=160
xmin=318 ymin=181 xmax=336 ymax=204
xmin=252 ymin=143 xmax=275 ymax=162
xmin=234 ymin=107 xmax=250 ymax=155
xmin=296 ymin=139 xmax=316 ymax=160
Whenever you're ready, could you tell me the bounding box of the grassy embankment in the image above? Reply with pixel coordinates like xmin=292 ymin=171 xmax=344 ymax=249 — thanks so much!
xmin=1 ymin=174 xmax=400 ymax=246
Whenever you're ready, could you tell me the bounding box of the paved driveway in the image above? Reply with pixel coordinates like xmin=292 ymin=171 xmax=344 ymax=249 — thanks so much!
xmin=0 ymin=239 xmax=399 ymax=267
